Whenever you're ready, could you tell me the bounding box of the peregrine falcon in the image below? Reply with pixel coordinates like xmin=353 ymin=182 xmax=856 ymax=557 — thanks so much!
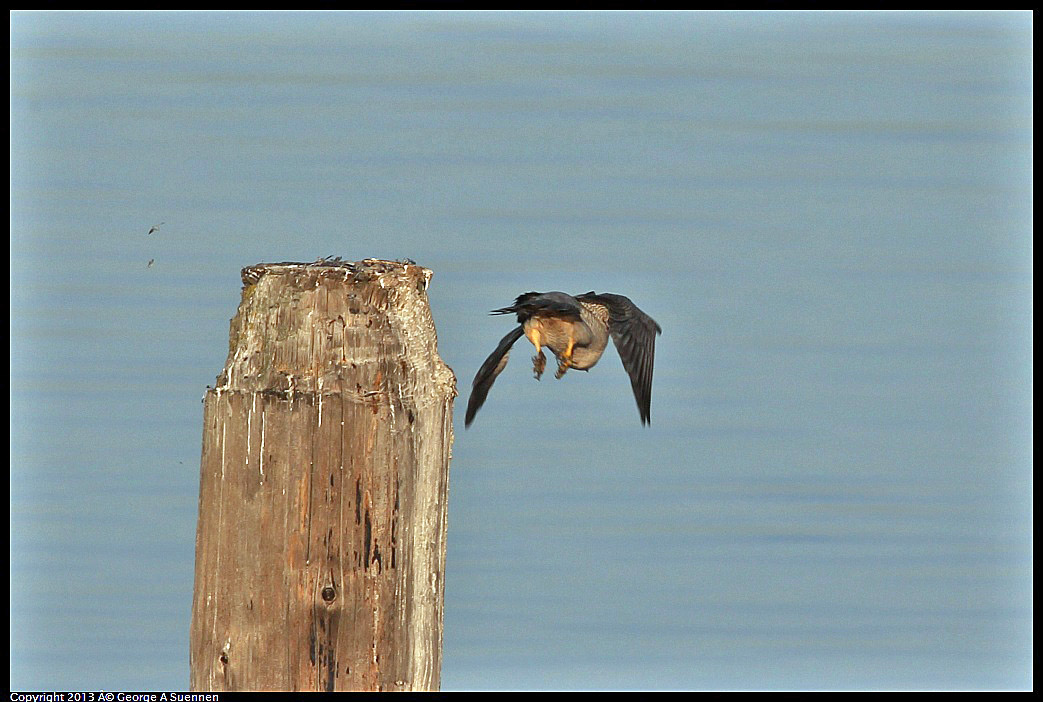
xmin=465 ymin=291 xmax=662 ymax=427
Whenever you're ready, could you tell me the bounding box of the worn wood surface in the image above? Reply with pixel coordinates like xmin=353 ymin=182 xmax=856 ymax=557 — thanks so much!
xmin=190 ymin=258 xmax=456 ymax=692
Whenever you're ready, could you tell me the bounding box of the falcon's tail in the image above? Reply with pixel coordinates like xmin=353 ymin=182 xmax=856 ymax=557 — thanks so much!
xmin=490 ymin=291 xmax=583 ymax=324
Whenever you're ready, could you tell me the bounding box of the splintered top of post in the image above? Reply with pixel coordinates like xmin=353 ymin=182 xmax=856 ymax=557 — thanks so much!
xmin=241 ymin=257 xmax=428 ymax=288
xmin=217 ymin=256 xmax=453 ymax=400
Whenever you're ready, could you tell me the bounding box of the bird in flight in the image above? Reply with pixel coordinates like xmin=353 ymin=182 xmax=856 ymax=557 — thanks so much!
xmin=148 ymin=222 xmax=164 ymax=235
xmin=465 ymin=291 xmax=661 ymax=427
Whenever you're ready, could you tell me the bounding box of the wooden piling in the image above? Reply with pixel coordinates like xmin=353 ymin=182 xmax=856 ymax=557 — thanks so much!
xmin=189 ymin=258 xmax=456 ymax=692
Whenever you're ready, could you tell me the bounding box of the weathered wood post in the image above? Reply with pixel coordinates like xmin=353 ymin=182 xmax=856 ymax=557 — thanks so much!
xmin=190 ymin=258 xmax=456 ymax=692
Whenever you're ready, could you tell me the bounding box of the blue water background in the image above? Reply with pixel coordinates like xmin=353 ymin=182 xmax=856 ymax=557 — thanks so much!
xmin=10 ymin=11 xmax=1032 ymax=691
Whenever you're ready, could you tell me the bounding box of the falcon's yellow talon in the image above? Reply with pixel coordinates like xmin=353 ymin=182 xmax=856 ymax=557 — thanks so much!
xmin=554 ymin=337 xmax=575 ymax=379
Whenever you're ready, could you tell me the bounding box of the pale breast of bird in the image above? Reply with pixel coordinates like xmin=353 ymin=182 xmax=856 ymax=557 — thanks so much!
xmin=522 ymin=304 xmax=610 ymax=371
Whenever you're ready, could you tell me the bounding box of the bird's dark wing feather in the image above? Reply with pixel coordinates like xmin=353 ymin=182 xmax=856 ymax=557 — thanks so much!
xmin=490 ymin=291 xmax=583 ymax=323
xmin=465 ymin=325 xmax=525 ymax=428
xmin=577 ymin=292 xmax=662 ymax=424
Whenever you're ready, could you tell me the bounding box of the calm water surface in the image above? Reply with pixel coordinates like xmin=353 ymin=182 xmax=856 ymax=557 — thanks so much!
xmin=10 ymin=11 xmax=1032 ymax=690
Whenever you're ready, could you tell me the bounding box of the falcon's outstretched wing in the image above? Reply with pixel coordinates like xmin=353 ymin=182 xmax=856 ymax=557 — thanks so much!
xmin=577 ymin=292 xmax=662 ymax=425
xmin=465 ymin=325 xmax=525 ymax=427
